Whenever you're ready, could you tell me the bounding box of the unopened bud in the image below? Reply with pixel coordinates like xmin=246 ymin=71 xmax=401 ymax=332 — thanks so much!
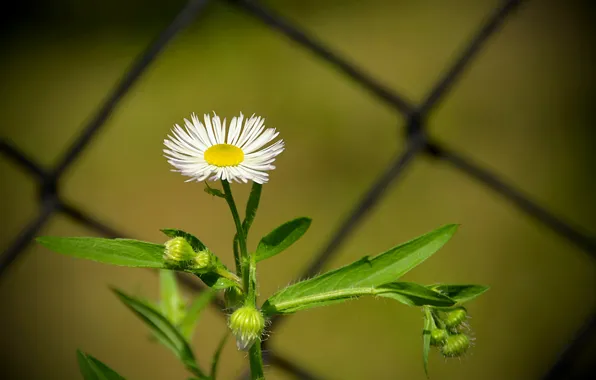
xmin=444 ymin=307 xmax=467 ymax=329
xmin=194 ymin=250 xmax=211 ymax=269
xmin=164 ymin=237 xmax=195 ymax=262
xmin=228 ymin=306 xmax=265 ymax=351
xmin=164 ymin=237 xmax=212 ymax=271
xmin=430 ymin=328 xmax=448 ymax=346
xmin=441 ymin=334 xmax=470 ymax=358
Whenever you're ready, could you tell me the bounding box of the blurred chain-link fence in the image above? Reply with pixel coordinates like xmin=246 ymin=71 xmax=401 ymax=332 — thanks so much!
xmin=1 ymin=0 xmax=594 ymax=379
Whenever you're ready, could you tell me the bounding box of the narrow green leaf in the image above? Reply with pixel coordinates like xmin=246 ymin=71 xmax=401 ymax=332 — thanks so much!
xmin=160 ymin=270 xmax=183 ymax=323
xmin=243 ymin=182 xmax=262 ymax=235
xmin=211 ymin=332 xmax=229 ymax=380
xmin=255 ymin=217 xmax=312 ymax=262
xmin=77 ymin=350 xmax=98 ymax=380
xmin=37 ymin=237 xmax=164 ymax=267
xmin=262 ymin=281 xmax=454 ymax=314
xmin=113 ymin=289 xmax=205 ymax=378
xmin=179 ymin=289 xmax=216 ymax=339
xmin=161 ymin=229 xmax=207 ymax=252
xmin=429 ymin=284 xmax=489 ymax=304
xmin=77 ymin=350 xmax=126 ymax=380
xmin=262 ymin=225 xmax=458 ymax=315
xmin=375 ymin=282 xmax=455 ymax=307
xmin=422 ymin=307 xmax=435 ymax=378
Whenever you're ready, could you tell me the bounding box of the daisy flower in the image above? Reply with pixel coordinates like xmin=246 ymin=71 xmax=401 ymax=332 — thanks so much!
xmin=164 ymin=112 xmax=284 ymax=184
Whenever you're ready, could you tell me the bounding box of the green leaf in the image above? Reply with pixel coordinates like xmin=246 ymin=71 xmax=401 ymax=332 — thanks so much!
xmin=161 ymin=229 xmax=207 ymax=252
xmin=243 ymin=182 xmax=262 ymax=235
xmin=37 ymin=237 xmax=164 ymax=268
xmin=77 ymin=350 xmax=126 ymax=380
xmin=211 ymin=332 xmax=229 ymax=380
xmin=429 ymin=284 xmax=489 ymax=304
xmin=77 ymin=350 xmax=99 ymax=380
xmin=262 ymin=281 xmax=454 ymax=315
xmin=179 ymin=289 xmax=216 ymax=339
xmin=255 ymin=217 xmax=312 ymax=262
xmin=375 ymin=282 xmax=456 ymax=307
xmin=422 ymin=307 xmax=435 ymax=378
xmin=262 ymin=225 xmax=458 ymax=315
xmin=160 ymin=270 xmax=183 ymax=323
xmin=112 ymin=289 xmax=205 ymax=378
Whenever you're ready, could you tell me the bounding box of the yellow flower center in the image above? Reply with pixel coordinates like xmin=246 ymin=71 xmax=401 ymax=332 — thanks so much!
xmin=204 ymin=144 xmax=244 ymax=167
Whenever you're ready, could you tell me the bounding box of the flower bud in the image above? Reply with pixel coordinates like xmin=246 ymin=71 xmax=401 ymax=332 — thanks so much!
xmin=441 ymin=334 xmax=470 ymax=358
xmin=430 ymin=328 xmax=448 ymax=346
xmin=228 ymin=306 xmax=265 ymax=351
xmin=193 ymin=250 xmax=211 ymax=269
xmin=444 ymin=308 xmax=467 ymax=329
xmin=164 ymin=237 xmax=196 ymax=262
xmin=164 ymin=237 xmax=212 ymax=271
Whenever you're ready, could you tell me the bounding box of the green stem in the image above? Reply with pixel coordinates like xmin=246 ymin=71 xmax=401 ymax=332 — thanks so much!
xmin=221 ymin=180 xmax=247 ymax=276
xmin=248 ymin=340 xmax=265 ymax=380
xmin=221 ymin=179 xmax=265 ymax=379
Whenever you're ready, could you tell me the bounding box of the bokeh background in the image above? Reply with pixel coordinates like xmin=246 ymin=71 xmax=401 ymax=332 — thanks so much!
xmin=1 ymin=0 xmax=595 ymax=379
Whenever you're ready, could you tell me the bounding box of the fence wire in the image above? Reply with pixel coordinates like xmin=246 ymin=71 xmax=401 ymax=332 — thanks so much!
xmin=1 ymin=0 xmax=594 ymax=379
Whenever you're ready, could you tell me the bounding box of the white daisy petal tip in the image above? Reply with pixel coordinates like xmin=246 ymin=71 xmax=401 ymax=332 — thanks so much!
xmin=164 ymin=112 xmax=284 ymax=184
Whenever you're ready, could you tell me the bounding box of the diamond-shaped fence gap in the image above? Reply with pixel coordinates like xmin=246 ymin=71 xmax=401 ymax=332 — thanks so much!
xmin=232 ymin=0 xmax=414 ymax=114
xmin=269 ymin=0 xmax=498 ymax=105
xmin=50 ymin=0 xmax=212 ymax=178
xmin=268 ymin=297 xmax=412 ymax=380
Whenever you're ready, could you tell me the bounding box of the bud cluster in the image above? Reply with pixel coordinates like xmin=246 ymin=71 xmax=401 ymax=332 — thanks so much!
xmin=428 ymin=307 xmax=472 ymax=358
xmin=163 ymin=237 xmax=213 ymax=272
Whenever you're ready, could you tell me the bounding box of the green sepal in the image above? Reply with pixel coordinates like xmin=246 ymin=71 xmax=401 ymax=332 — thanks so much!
xmin=262 ymin=225 xmax=458 ymax=316
xmin=76 ymin=350 xmax=126 ymax=380
xmin=37 ymin=237 xmax=164 ymax=268
xmin=255 ymin=217 xmax=312 ymax=262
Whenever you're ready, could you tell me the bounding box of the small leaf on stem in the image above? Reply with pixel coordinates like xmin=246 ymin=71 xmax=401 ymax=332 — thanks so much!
xmin=429 ymin=284 xmax=490 ymax=304
xmin=255 ymin=217 xmax=311 ymax=262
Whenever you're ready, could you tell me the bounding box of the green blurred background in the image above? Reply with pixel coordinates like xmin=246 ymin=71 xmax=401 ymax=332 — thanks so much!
xmin=1 ymin=0 xmax=595 ymax=379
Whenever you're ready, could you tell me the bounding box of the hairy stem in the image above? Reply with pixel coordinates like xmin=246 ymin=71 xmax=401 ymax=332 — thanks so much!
xmin=221 ymin=180 xmax=247 ymax=278
xmin=221 ymin=180 xmax=265 ymax=378
xmin=249 ymin=340 xmax=265 ymax=380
